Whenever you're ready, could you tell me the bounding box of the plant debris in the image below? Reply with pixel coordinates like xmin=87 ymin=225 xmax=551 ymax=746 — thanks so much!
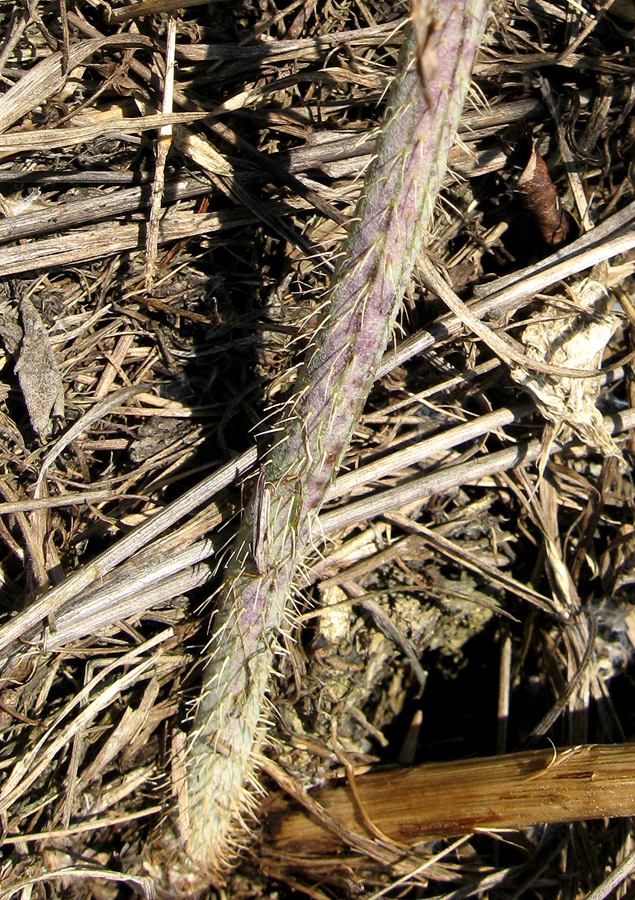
xmin=502 ymin=122 xmax=570 ymax=247
xmin=0 ymin=1 xmax=634 ymax=898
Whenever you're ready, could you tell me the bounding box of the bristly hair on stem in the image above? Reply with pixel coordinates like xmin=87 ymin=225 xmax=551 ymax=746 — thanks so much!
xmin=183 ymin=0 xmax=491 ymax=880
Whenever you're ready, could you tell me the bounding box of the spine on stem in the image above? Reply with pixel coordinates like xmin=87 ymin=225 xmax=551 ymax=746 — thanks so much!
xmin=185 ymin=0 xmax=490 ymax=876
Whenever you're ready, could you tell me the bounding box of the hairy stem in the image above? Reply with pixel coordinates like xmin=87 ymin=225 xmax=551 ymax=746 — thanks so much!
xmin=186 ymin=0 xmax=490 ymax=874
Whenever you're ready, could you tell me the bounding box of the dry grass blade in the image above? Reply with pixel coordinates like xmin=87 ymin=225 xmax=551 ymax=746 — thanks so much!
xmin=0 ymin=867 xmax=156 ymax=900
xmin=0 ymin=630 xmax=171 ymax=815
xmin=382 ymin=225 xmax=635 ymax=377
xmin=0 ymin=178 xmax=213 ymax=243
xmin=0 ymin=209 xmax=263 ymax=277
xmin=319 ymin=406 xmax=635 ymax=534
xmin=581 ymin=848 xmax=635 ymax=900
xmin=0 ymin=111 xmax=205 ymax=154
xmin=108 ymin=0 xmax=208 ymax=23
xmin=144 ymin=15 xmax=177 ymax=292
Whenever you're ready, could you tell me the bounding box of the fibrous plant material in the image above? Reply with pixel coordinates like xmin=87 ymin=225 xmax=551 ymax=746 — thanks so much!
xmin=184 ymin=0 xmax=491 ymax=876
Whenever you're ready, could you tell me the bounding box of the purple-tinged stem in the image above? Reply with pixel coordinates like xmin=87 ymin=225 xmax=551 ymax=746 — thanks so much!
xmin=186 ymin=1 xmax=490 ymax=876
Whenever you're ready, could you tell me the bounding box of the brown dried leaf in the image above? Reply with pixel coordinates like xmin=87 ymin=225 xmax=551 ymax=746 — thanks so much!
xmin=517 ymin=144 xmax=569 ymax=246
xmin=502 ymin=123 xmax=569 ymax=246
xmin=15 ymin=298 xmax=64 ymax=440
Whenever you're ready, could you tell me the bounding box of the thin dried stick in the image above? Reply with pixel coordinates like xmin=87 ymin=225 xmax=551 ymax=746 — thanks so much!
xmin=0 ymin=178 xmax=212 ymax=243
xmin=328 ymin=402 xmax=533 ymax=498
xmin=420 ymin=256 xmax=603 ymax=378
xmin=0 ymin=208 xmax=260 ymax=278
xmin=145 ymin=15 xmax=177 ymax=292
xmin=0 ymin=111 xmax=204 ymax=154
xmin=582 ymin=847 xmax=635 ymax=900
xmin=185 ymin=1 xmax=491 ymax=875
xmin=319 ymin=405 xmax=635 ymax=535
xmin=108 ymin=0 xmax=208 ymax=23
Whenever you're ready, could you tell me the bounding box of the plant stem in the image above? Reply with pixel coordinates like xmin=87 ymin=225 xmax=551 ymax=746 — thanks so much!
xmin=263 ymin=743 xmax=635 ymax=856
xmin=185 ymin=0 xmax=490 ymax=874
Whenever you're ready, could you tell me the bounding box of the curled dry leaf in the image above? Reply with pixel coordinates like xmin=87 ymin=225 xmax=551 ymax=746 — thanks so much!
xmin=510 ymin=263 xmax=622 ymax=461
xmin=502 ymin=122 xmax=569 ymax=247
